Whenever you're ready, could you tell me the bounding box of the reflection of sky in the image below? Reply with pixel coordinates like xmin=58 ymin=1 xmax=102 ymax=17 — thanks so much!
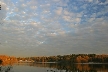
xmin=0 ymin=0 xmax=108 ymax=57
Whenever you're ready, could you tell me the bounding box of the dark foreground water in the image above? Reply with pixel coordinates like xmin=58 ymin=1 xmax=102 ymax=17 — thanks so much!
xmin=0 ymin=63 xmax=108 ymax=72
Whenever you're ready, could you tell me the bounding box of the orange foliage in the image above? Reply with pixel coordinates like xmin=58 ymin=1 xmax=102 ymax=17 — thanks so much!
xmin=0 ymin=55 xmax=17 ymax=66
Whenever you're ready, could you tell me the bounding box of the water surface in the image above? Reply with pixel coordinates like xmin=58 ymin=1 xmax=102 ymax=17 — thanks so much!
xmin=1 ymin=63 xmax=108 ymax=72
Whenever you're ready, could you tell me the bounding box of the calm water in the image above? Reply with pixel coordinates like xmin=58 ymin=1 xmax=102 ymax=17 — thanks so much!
xmin=1 ymin=63 xmax=108 ymax=72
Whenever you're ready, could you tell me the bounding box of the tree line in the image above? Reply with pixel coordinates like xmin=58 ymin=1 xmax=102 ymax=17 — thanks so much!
xmin=17 ymin=54 xmax=108 ymax=63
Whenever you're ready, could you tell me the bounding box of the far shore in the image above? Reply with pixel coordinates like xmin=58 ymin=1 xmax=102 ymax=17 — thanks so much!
xmin=17 ymin=61 xmax=108 ymax=64
xmin=75 ymin=62 xmax=108 ymax=64
xmin=17 ymin=61 xmax=57 ymax=63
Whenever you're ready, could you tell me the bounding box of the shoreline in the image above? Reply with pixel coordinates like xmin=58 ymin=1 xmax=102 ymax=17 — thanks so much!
xmin=17 ymin=61 xmax=108 ymax=64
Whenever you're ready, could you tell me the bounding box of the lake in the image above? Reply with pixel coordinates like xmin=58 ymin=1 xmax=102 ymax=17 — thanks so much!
xmin=0 ymin=62 xmax=108 ymax=72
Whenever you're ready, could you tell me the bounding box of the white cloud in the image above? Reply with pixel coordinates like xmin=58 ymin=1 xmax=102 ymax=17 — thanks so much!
xmin=88 ymin=18 xmax=95 ymax=22
xmin=55 ymin=7 xmax=63 ymax=15
xmin=21 ymin=4 xmax=27 ymax=7
xmin=53 ymin=0 xmax=59 ymax=2
xmin=76 ymin=18 xmax=81 ymax=23
xmin=88 ymin=0 xmax=93 ymax=2
xmin=63 ymin=15 xmax=81 ymax=24
xmin=30 ymin=6 xmax=37 ymax=10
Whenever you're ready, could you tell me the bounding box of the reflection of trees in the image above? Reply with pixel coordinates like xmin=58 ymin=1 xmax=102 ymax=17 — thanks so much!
xmin=0 ymin=66 xmax=13 ymax=72
xmin=76 ymin=64 xmax=90 ymax=71
xmin=20 ymin=63 xmax=108 ymax=72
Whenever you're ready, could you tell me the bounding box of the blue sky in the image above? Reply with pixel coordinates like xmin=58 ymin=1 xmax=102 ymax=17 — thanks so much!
xmin=0 ymin=0 xmax=108 ymax=57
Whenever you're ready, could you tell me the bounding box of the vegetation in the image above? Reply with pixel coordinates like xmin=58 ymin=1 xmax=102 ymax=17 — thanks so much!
xmin=0 ymin=54 xmax=108 ymax=65
xmin=0 ymin=54 xmax=108 ymax=72
xmin=0 ymin=59 xmax=2 ymax=64
xmin=0 ymin=55 xmax=17 ymax=65
xmin=17 ymin=54 xmax=108 ymax=63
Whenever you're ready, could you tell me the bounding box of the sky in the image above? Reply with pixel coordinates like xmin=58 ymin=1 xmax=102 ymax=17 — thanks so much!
xmin=0 ymin=0 xmax=108 ymax=57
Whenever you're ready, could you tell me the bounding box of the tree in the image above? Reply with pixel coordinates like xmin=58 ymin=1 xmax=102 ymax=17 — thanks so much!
xmin=0 ymin=59 xmax=2 ymax=64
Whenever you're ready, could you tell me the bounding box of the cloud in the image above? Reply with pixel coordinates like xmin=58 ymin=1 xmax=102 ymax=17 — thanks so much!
xmin=55 ymin=7 xmax=63 ymax=15
xmin=0 ymin=1 xmax=7 ymax=20
xmin=0 ymin=0 xmax=108 ymax=56
xmin=43 ymin=17 xmax=108 ymax=55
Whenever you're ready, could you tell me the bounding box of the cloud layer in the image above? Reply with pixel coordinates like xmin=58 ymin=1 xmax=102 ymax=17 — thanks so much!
xmin=0 ymin=0 xmax=108 ymax=57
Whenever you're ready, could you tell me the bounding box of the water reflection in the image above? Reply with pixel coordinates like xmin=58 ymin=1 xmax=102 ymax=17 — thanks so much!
xmin=0 ymin=61 xmax=14 ymax=72
xmin=15 ymin=62 xmax=108 ymax=72
xmin=0 ymin=65 xmax=13 ymax=72
xmin=1 ymin=62 xmax=108 ymax=72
